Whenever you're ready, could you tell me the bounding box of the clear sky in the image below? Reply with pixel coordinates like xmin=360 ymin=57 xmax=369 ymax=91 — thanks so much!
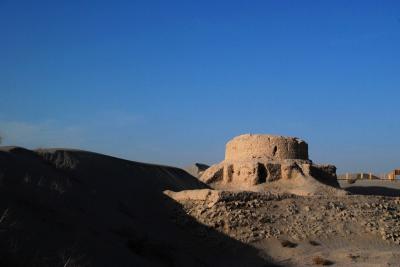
xmin=1 ymin=0 xmax=399 ymax=173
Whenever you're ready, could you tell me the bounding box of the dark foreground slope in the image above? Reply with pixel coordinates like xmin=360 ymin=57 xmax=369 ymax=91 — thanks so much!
xmin=0 ymin=147 xmax=277 ymax=267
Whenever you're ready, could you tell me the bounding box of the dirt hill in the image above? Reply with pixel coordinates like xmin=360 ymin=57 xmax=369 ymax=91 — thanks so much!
xmin=0 ymin=147 xmax=278 ymax=267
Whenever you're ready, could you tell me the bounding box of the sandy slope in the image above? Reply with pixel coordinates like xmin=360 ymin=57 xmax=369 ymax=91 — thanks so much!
xmin=0 ymin=147 xmax=278 ymax=267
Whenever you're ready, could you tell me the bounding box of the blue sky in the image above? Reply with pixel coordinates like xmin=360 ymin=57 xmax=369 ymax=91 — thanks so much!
xmin=0 ymin=0 xmax=399 ymax=173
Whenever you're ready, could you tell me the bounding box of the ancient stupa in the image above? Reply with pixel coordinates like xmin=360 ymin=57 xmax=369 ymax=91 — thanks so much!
xmin=200 ymin=134 xmax=344 ymax=195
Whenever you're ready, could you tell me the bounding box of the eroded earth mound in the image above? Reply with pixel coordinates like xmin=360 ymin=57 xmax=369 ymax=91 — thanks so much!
xmin=0 ymin=147 xmax=280 ymax=267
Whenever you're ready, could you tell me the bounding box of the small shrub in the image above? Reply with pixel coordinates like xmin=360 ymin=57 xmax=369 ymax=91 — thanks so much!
xmin=280 ymin=240 xmax=297 ymax=248
xmin=312 ymin=256 xmax=333 ymax=265
xmin=309 ymin=240 xmax=320 ymax=246
xmin=348 ymin=253 xmax=360 ymax=260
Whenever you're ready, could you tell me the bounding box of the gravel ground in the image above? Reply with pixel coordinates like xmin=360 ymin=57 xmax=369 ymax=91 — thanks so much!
xmin=169 ymin=191 xmax=400 ymax=266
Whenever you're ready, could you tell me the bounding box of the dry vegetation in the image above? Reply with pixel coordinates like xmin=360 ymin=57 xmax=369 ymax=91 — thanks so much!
xmin=312 ymin=256 xmax=333 ymax=265
xmin=280 ymin=240 xmax=297 ymax=248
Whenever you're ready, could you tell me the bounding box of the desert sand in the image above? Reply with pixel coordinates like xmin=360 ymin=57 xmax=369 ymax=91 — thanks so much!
xmin=1 ymin=135 xmax=400 ymax=267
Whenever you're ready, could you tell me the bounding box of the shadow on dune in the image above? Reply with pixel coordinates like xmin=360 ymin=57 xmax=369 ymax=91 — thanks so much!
xmin=345 ymin=186 xmax=400 ymax=197
xmin=0 ymin=147 xmax=280 ymax=267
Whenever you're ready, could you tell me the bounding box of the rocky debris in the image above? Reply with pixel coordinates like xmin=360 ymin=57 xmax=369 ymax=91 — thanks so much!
xmin=165 ymin=189 xmax=294 ymax=206
xmin=364 ymin=200 xmax=400 ymax=245
xmin=200 ymin=134 xmax=344 ymax=196
xmin=166 ymin=191 xmax=400 ymax=246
